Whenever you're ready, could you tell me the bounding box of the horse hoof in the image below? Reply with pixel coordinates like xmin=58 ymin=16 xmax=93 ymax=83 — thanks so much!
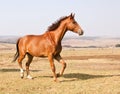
xmin=57 ymin=73 xmax=61 ymax=77
xmin=20 ymin=74 xmax=24 ymax=79
xmin=54 ymin=79 xmax=60 ymax=83
xmin=27 ymin=75 xmax=33 ymax=79
xmin=21 ymin=76 xmax=24 ymax=79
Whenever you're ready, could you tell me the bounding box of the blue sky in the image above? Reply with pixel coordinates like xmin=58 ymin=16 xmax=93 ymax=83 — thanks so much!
xmin=0 ymin=0 xmax=120 ymax=37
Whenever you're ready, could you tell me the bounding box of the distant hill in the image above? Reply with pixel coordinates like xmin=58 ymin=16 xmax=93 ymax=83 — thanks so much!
xmin=0 ymin=36 xmax=20 ymax=44
xmin=0 ymin=36 xmax=120 ymax=48
xmin=62 ymin=36 xmax=120 ymax=48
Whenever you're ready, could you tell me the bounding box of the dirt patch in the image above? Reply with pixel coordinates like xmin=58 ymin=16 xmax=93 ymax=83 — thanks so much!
xmin=75 ymin=63 xmax=120 ymax=70
xmin=64 ymin=55 xmax=120 ymax=60
xmin=63 ymin=55 xmax=120 ymax=70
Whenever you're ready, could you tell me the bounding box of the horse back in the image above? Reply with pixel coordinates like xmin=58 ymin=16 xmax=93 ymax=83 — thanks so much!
xmin=18 ymin=33 xmax=58 ymax=57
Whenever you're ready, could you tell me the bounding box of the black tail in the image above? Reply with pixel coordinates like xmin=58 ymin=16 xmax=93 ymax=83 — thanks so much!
xmin=12 ymin=39 xmax=20 ymax=62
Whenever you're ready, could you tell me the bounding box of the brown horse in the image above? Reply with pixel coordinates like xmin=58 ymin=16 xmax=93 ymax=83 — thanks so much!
xmin=13 ymin=13 xmax=84 ymax=81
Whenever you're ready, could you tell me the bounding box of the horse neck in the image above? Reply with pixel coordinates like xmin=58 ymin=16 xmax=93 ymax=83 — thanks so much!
xmin=52 ymin=22 xmax=67 ymax=44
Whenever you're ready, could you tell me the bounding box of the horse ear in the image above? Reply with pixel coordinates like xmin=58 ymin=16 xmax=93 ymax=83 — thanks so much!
xmin=73 ymin=13 xmax=75 ymax=18
xmin=69 ymin=13 xmax=74 ymax=19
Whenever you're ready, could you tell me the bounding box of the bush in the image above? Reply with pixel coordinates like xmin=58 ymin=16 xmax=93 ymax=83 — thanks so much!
xmin=115 ymin=44 xmax=120 ymax=47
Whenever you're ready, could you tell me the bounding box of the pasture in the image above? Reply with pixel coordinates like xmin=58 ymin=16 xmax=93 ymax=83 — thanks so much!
xmin=0 ymin=43 xmax=120 ymax=94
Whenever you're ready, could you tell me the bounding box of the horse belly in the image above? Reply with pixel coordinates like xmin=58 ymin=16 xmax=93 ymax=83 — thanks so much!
xmin=30 ymin=49 xmax=46 ymax=57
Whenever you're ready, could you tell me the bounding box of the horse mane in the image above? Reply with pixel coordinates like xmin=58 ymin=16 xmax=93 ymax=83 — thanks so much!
xmin=47 ymin=16 xmax=68 ymax=32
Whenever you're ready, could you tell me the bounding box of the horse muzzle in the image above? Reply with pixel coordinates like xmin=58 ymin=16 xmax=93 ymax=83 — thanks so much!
xmin=78 ymin=29 xmax=84 ymax=36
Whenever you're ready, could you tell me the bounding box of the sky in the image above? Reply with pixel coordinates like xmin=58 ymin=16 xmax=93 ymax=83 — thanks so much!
xmin=0 ymin=0 xmax=120 ymax=37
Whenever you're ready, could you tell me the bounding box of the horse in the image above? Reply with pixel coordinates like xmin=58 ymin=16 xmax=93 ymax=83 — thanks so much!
xmin=13 ymin=13 xmax=84 ymax=82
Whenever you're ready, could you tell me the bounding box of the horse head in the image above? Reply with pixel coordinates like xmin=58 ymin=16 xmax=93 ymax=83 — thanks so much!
xmin=66 ymin=13 xmax=84 ymax=36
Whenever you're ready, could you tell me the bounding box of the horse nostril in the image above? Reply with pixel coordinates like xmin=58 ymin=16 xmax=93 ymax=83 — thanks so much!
xmin=81 ymin=30 xmax=84 ymax=35
xmin=78 ymin=29 xmax=84 ymax=35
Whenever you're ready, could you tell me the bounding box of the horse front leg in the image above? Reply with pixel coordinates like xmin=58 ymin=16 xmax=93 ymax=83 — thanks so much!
xmin=55 ymin=55 xmax=66 ymax=77
xmin=48 ymin=54 xmax=58 ymax=82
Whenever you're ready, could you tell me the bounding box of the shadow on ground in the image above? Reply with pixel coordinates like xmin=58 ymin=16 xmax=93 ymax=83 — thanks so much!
xmin=0 ymin=68 xmax=41 ymax=72
xmin=63 ymin=73 xmax=120 ymax=81
xmin=34 ymin=72 xmax=120 ymax=82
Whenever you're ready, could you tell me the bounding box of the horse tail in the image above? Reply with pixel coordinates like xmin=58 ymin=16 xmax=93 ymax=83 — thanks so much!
xmin=12 ymin=38 xmax=20 ymax=62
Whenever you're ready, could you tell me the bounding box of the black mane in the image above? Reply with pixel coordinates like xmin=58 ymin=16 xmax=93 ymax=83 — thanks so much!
xmin=47 ymin=16 xmax=68 ymax=31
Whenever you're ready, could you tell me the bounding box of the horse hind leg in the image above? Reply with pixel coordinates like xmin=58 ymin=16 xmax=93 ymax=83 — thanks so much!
xmin=18 ymin=55 xmax=25 ymax=79
xmin=26 ymin=54 xmax=33 ymax=79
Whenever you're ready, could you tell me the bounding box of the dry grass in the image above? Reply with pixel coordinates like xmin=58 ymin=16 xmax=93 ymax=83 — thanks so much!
xmin=0 ymin=43 xmax=120 ymax=94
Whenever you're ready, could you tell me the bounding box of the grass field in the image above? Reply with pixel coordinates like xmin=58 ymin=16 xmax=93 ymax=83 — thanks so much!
xmin=0 ymin=43 xmax=120 ymax=94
